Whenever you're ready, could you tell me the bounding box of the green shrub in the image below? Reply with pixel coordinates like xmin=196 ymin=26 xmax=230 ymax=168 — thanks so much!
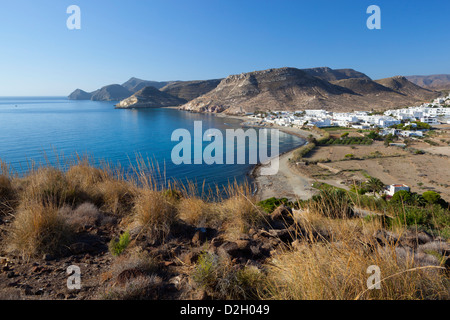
xmin=390 ymin=190 xmax=412 ymax=204
xmin=257 ymin=197 xmax=291 ymax=213
xmin=109 ymin=231 xmax=131 ymax=256
xmin=422 ymin=191 xmax=441 ymax=204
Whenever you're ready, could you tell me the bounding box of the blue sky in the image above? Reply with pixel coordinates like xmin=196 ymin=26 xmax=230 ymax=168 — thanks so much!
xmin=0 ymin=0 xmax=449 ymax=96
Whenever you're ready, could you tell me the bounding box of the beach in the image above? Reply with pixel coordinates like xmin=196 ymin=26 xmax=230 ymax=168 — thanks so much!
xmin=216 ymin=113 xmax=322 ymax=201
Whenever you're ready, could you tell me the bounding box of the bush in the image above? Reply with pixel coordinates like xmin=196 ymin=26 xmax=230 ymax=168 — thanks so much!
xmin=257 ymin=197 xmax=291 ymax=213
xmin=221 ymin=193 xmax=263 ymax=237
xmin=10 ymin=201 xmax=74 ymax=257
xmin=109 ymin=231 xmax=131 ymax=256
xmin=309 ymin=189 xmax=354 ymax=219
xmin=21 ymin=168 xmax=79 ymax=205
xmin=0 ymin=175 xmax=15 ymax=215
xmin=96 ymin=180 xmax=137 ymax=216
xmin=422 ymin=191 xmax=441 ymax=204
xmin=133 ymin=190 xmax=178 ymax=240
xmin=390 ymin=190 xmax=412 ymax=205
xmin=178 ymin=197 xmax=219 ymax=228
xmin=192 ymin=251 xmax=264 ymax=299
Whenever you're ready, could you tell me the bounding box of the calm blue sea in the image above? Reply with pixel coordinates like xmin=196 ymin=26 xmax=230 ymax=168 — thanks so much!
xmin=0 ymin=97 xmax=305 ymax=190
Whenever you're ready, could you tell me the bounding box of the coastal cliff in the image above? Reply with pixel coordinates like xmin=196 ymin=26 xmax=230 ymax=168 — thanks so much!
xmin=115 ymin=86 xmax=187 ymax=109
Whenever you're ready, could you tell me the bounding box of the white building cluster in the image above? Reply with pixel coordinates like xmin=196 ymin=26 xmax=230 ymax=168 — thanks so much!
xmin=247 ymin=93 xmax=450 ymax=129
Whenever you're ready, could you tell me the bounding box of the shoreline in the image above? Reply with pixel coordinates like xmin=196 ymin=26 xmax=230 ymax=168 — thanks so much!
xmin=206 ymin=111 xmax=319 ymax=200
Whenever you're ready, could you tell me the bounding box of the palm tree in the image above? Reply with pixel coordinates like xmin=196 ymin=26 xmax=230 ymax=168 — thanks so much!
xmin=365 ymin=177 xmax=385 ymax=196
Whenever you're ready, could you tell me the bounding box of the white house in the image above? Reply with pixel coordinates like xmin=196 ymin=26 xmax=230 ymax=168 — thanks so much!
xmin=386 ymin=184 xmax=410 ymax=197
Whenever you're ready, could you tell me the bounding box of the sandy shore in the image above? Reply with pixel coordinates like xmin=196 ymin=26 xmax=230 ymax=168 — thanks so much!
xmin=252 ymin=148 xmax=317 ymax=201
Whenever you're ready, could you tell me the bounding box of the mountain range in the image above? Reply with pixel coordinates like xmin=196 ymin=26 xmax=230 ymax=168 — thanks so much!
xmin=68 ymin=67 xmax=444 ymax=113
xmin=405 ymin=74 xmax=450 ymax=91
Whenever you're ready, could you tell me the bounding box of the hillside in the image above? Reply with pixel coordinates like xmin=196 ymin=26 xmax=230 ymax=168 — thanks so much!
xmin=68 ymin=89 xmax=92 ymax=100
xmin=160 ymin=79 xmax=222 ymax=101
xmin=179 ymin=67 xmax=440 ymax=114
xmin=121 ymin=77 xmax=171 ymax=92
xmin=302 ymin=67 xmax=372 ymax=82
xmin=115 ymin=86 xmax=187 ymax=109
xmin=406 ymin=74 xmax=450 ymax=91
xmin=90 ymin=85 xmax=133 ymax=101
xmin=375 ymin=76 xmax=438 ymax=98
xmin=180 ymin=67 xmax=355 ymax=114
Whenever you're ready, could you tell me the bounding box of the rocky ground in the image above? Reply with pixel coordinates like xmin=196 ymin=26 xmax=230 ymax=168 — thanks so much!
xmin=1 ymin=202 xmax=449 ymax=300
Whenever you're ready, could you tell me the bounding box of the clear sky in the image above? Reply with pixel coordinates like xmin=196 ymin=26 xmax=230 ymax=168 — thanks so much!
xmin=0 ymin=0 xmax=449 ymax=96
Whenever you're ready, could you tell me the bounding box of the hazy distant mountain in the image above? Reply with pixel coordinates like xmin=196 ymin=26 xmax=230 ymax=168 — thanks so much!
xmin=160 ymin=79 xmax=222 ymax=101
xmin=180 ymin=67 xmax=440 ymax=114
xmin=115 ymin=86 xmax=187 ymax=109
xmin=121 ymin=77 xmax=171 ymax=93
xmin=405 ymin=74 xmax=450 ymax=91
xmin=68 ymin=89 xmax=92 ymax=100
xmin=302 ymin=67 xmax=372 ymax=82
xmin=375 ymin=76 xmax=437 ymax=98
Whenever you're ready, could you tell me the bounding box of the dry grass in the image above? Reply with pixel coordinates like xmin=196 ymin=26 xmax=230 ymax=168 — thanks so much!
xmin=220 ymin=182 xmax=265 ymax=239
xmin=133 ymin=189 xmax=178 ymax=240
xmin=178 ymin=197 xmax=221 ymax=228
xmin=0 ymin=174 xmax=15 ymax=215
xmin=307 ymin=188 xmax=354 ymax=219
xmin=191 ymin=251 xmax=265 ymax=300
xmin=9 ymin=201 xmax=73 ymax=257
xmin=102 ymin=275 xmax=163 ymax=300
xmin=65 ymin=163 xmax=105 ymax=196
xmin=20 ymin=167 xmax=79 ymax=205
xmin=263 ymin=210 xmax=449 ymax=300
xmin=96 ymin=179 xmax=137 ymax=216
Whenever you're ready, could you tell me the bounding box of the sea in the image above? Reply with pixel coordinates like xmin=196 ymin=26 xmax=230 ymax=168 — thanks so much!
xmin=0 ymin=97 xmax=305 ymax=192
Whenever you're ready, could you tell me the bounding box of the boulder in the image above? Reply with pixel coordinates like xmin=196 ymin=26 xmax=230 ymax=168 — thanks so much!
xmin=69 ymin=242 xmax=95 ymax=255
xmin=270 ymin=205 xmax=294 ymax=229
xmin=218 ymin=241 xmax=252 ymax=259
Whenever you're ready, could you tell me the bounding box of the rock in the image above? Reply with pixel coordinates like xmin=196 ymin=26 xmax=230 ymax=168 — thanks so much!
xmin=181 ymin=251 xmax=200 ymax=265
xmin=43 ymin=254 xmax=54 ymax=261
xmin=291 ymin=239 xmax=303 ymax=251
xmin=129 ymin=226 xmax=143 ymax=240
xmin=416 ymin=231 xmax=433 ymax=244
xmin=374 ymin=229 xmax=399 ymax=246
xmin=270 ymin=204 xmax=294 ymax=229
xmin=69 ymin=242 xmax=95 ymax=255
xmin=210 ymin=237 xmax=223 ymax=248
xmin=218 ymin=241 xmax=252 ymax=259
xmin=116 ymin=268 xmax=146 ymax=286
xmin=192 ymin=228 xmax=207 ymax=245
xmin=55 ymin=293 xmax=66 ymax=300
xmin=235 ymin=240 xmax=251 ymax=251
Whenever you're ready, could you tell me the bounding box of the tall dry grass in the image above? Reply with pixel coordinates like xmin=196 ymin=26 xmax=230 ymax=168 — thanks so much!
xmin=263 ymin=209 xmax=449 ymax=300
xmin=220 ymin=181 xmax=266 ymax=239
xmin=133 ymin=189 xmax=178 ymax=240
xmin=9 ymin=200 xmax=73 ymax=257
